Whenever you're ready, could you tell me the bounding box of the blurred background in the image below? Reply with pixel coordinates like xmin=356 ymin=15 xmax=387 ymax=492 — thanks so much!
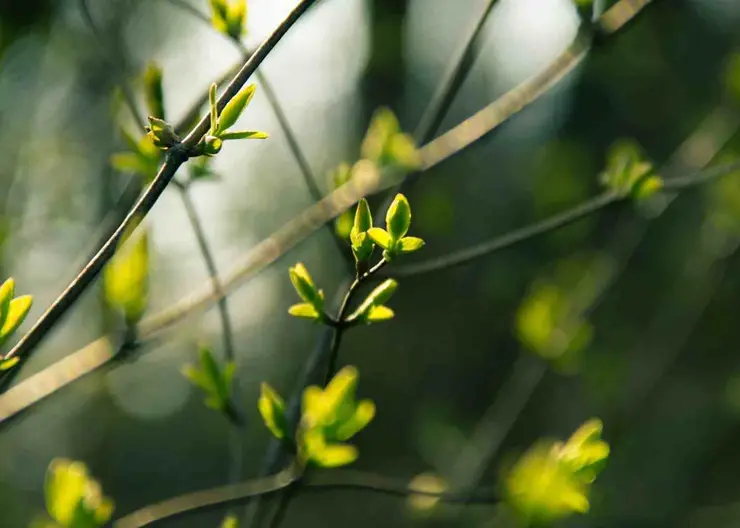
xmin=1 ymin=0 xmax=740 ymax=526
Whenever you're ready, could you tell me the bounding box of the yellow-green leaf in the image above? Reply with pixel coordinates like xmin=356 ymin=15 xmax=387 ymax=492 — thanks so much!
xmin=220 ymin=130 xmax=268 ymax=140
xmin=288 ymin=302 xmax=321 ymax=320
xmin=0 ymin=357 xmax=19 ymax=370
xmin=103 ymin=226 xmax=149 ymax=325
xmin=0 ymin=277 xmax=15 ymax=330
xmin=289 ymin=263 xmax=321 ymax=307
xmin=398 ymin=236 xmax=425 ymax=254
xmin=0 ymin=295 xmax=32 ymax=343
xmin=334 ymin=399 xmax=375 ymax=440
xmin=258 ymin=382 xmax=287 ymax=439
xmin=367 ymin=228 xmax=392 ymax=250
xmin=386 ymin=193 xmax=411 ymax=240
xmin=366 ymin=305 xmax=394 ymax=323
xmin=221 ymin=514 xmax=239 ymax=528
xmin=217 ymin=84 xmax=257 ymax=135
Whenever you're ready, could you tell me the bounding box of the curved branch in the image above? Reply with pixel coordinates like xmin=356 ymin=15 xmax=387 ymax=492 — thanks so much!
xmin=111 ymin=465 xmax=498 ymax=528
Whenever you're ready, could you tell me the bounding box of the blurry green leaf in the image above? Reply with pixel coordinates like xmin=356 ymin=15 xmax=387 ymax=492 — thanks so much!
xmin=182 ymin=346 xmax=236 ymax=418
xmin=361 ymin=107 xmax=400 ymax=163
xmin=142 ymin=62 xmax=165 ymax=120
xmin=302 ymin=428 xmax=358 ymax=468
xmin=220 ymin=514 xmax=239 ymax=528
xmin=407 ymin=473 xmax=448 ymax=513
xmin=209 ymin=0 xmax=247 ymax=40
xmin=386 ymin=193 xmax=411 ymax=240
xmin=331 ymin=162 xmax=352 ymax=189
xmin=599 ymin=140 xmax=660 ymax=199
xmin=504 ymin=418 xmax=610 ymax=525
xmin=388 ymin=133 xmax=421 ymax=170
xmin=220 ymin=130 xmax=268 ymax=140
xmin=44 ymin=458 xmax=114 ymax=528
xmin=0 ymin=357 xmax=19 ymax=370
xmin=335 ymin=210 xmax=353 ymax=240
xmin=216 ymin=84 xmax=256 ymax=135
xmin=103 ymin=222 xmax=149 ymax=325
xmin=334 ymin=399 xmax=375 ymax=440
xmin=258 ymin=382 xmax=287 ymax=439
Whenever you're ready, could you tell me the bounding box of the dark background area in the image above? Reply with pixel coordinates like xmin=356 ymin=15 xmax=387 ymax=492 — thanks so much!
xmin=1 ymin=0 xmax=740 ymax=526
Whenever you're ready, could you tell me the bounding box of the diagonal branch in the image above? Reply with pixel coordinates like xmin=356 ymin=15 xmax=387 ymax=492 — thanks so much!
xmin=0 ymin=0 xmax=322 ymax=384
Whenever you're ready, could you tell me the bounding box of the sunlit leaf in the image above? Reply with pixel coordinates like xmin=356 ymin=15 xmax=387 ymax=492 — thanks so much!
xmin=367 ymin=228 xmax=392 ymax=250
xmin=398 ymin=236 xmax=425 ymax=254
xmin=288 ymin=302 xmax=321 ymax=320
xmin=216 ymin=84 xmax=257 ymax=135
xmin=44 ymin=458 xmax=114 ymax=528
xmin=385 ymin=193 xmax=411 ymax=240
xmin=0 ymin=295 xmax=32 ymax=344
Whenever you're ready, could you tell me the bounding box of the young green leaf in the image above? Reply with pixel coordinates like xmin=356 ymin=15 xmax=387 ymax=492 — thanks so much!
xmin=288 ymin=263 xmax=322 ymax=307
xmin=220 ymin=130 xmax=269 ymax=140
xmin=221 ymin=514 xmax=239 ymax=528
xmin=288 ymin=302 xmax=321 ymax=320
xmin=182 ymin=346 xmax=237 ymax=419
xmin=367 ymin=228 xmax=392 ymax=250
xmin=216 ymin=84 xmax=256 ymax=135
xmin=44 ymin=458 xmax=114 ymax=528
xmin=350 ymin=199 xmax=375 ymax=263
xmin=0 ymin=357 xmax=19 ymax=371
xmin=258 ymin=382 xmax=287 ymax=439
xmin=386 ymin=193 xmax=411 ymax=240
xmin=348 ymin=279 xmax=398 ymax=324
xmin=145 ymin=116 xmax=180 ymax=149
xmin=103 ymin=225 xmax=149 ymax=325
xmin=398 ymin=236 xmax=425 ymax=254
xmin=0 ymin=277 xmax=15 ymax=330
xmin=142 ymin=62 xmax=165 ymax=120
xmin=0 ymin=295 xmax=32 ymax=344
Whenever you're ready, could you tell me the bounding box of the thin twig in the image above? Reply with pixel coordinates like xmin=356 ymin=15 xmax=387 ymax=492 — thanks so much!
xmin=111 ymin=464 xmax=498 ymax=528
xmin=0 ymin=0 xmax=321 ymax=386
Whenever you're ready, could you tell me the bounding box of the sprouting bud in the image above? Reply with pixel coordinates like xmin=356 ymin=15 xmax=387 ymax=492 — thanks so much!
xmin=145 ymin=116 xmax=180 ymax=149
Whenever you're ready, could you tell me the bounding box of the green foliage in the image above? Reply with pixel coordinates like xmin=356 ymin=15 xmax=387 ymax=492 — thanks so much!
xmin=209 ymin=0 xmax=247 ymax=40
xmin=0 ymin=277 xmax=33 ymax=353
xmin=259 ymin=366 xmax=375 ymax=468
xmin=258 ymin=382 xmax=287 ymax=439
xmin=220 ymin=514 xmax=239 ymax=528
xmin=361 ymin=108 xmax=421 ymax=171
xmin=598 ymin=140 xmax=663 ymax=199
xmin=367 ymin=193 xmax=425 ymax=261
xmin=515 ymin=254 xmax=611 ymax=372
xmin=200 ymin=82 xmax=267 ymax=157
xmin=110 ymin=125 xmax=161 ymax=183
xmin=347 ymin=279 xmax=398 ymax=324
xmin=299 ymin=366 xmax=375 ymax=467
xmin=182 ymin=345 xmax=237 ymax=421
xmin=504 ymin=418 xmax=609 ymax=525
xmin=350 ymin=198 xmax=375 ymax=269
xmin=103 ymin=221 xmax=149 ymax=325
xmin=287 ymin=263 xmax=326 ymax=322
xmin=42 ymin=458 xmax=113 ymax=528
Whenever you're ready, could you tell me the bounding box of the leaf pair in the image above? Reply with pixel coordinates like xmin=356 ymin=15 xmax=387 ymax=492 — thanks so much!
xmin=209 ymin=0 xmax=247 ymax=40
xmin=504 ymin=418 xmax=609 ymax=525
xmin=287 ymin=263 xmax=326 ymax=322
xmin=346 ymin=279 xmax=398 ymax=324
xmin=42 ymin=459 xmax=114 ymax=528
xmin=202 ymin=82 xmax=268 ymax=156
xmin=0 ymin=278 xmax=33 ymax=370
xmin=259 ymin=366 xmax=375 ymax=468
xmin=182 ymin=346 xmax=238 ymax=422
xmin=365 ymin=194 xmax=425 ymax=262
xmin=599 ymin=140 xmax=663 ymax=200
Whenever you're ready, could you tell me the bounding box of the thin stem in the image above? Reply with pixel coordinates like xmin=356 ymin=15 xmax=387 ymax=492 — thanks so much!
xmin=393 ymin=192 xmax=619 ymax=277
xmin=175 ymin=182 xmax=236 ymax=362
xmin=264 ymin=257 xmax=387 ymax=528
xmin=112 ymin=465 xmax=498 ymax=528
xmin=0 ymin=0 xmax=320 ymax=382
